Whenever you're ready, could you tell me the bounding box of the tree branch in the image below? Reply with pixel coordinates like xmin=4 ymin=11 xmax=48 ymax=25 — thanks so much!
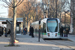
xmin=2 ymin=0 xmax=13 ymax=8
xmin=9 ymin=0 xmax=13 ymax=5
xmin=2 ymin=0 xmax=24 ymax=8
xmin=2 ymin=4 xmax=13 ymax=8
xmin=15 ymin=0 xmax=24 ymax=7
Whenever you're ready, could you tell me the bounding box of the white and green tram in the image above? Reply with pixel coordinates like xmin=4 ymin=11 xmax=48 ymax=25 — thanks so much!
xmin=31 ymin=18 xmax=61 ymax=39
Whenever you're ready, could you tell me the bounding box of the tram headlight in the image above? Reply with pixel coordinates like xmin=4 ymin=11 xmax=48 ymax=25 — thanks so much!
xmin=55 ymin=33 xmax=57 ymax=36
xmin=48 ymin=33 xmax=50 ymax=36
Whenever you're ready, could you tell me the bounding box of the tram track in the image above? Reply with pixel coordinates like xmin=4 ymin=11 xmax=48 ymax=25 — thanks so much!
xmin=44 ymin=39 xmax=75 ymax=50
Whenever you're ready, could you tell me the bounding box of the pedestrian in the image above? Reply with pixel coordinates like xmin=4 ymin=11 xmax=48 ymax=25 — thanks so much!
xmin=31 ymin=26 xmax=34 ymax=38
xmin=5 ymin=28 xmax=7 ymax=37
xmin=29 ymin=26 xmax=31 ymax=36
xmin=26 ymin=28 xmax=27 ymax=34
xmin=65 ymin=27 xmax=69 ymax=37
xmin=0 ymin=26 xmax=3 ymax=36
xmin=3 ymin=27 xmax=5 ymax=34
xmin=7 ymin=29 xmax=11 ymax=36
xmin=2 ymin=27 xmax=3 ymax=35
xmin=60 ymin=26 xmax=63 ymax=37
xmin=23 ymin=28 xmax=26 ymax=35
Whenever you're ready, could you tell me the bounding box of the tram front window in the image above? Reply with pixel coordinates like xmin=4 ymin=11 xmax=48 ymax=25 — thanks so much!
xmin=47 ymin=20 xmax=58 ymax=32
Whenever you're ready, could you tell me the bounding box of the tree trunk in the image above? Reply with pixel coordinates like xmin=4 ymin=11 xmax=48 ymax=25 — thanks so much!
xmin=10 ymin=0 xmax=16 ymax=46
xmin=23 ymin=17 xmax=25 ymax=28
xmin=72 ymin=0 xmax=75 ymax=34
xmin=73 ymin=18 xmax=75 ymax=34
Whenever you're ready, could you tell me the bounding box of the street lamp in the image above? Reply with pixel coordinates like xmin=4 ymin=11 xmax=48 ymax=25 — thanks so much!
xmin=41 ymin=2 xmax=49 ymax=18
xmin=41 ymin=5 xmax=45 ymax=18
xmin=38 ymin=18 xmax=41 ymax=42
xmin=44 ymin=4 xmax=48 ymax=18
xmin=44 ymin=10 xmax=46 ymax=18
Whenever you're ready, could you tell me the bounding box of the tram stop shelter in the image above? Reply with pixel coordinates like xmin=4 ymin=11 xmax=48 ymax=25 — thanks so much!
xmin=0 ymin=18 xmax=23 ymax=33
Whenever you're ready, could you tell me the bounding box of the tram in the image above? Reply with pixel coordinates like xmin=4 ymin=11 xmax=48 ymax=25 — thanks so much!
xmin=31 ymin=18 xmax=61 ymax=39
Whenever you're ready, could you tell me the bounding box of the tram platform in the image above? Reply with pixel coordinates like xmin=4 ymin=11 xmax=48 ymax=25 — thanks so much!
xmin=16 ymin=33 xmax=75 ymax=42
xmin=68 ymin=34 xmax=75 ymax=42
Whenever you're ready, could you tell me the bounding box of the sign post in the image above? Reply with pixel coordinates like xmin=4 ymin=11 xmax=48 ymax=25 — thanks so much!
xmin=38 ymin=19 xmax=41 ymax=42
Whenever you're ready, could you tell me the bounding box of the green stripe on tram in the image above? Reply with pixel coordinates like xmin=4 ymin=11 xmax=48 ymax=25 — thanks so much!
xmin=35 ymin=32 xmax=46 ymax=35
xmin=58 ymin=33 xmax=60 ymax=35
xmin=43 ymin=33 xmax=46 ymax=35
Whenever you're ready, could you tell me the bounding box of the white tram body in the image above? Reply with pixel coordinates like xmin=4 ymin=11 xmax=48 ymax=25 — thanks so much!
xmin=31 ymin=18 xmax=61 ymax=39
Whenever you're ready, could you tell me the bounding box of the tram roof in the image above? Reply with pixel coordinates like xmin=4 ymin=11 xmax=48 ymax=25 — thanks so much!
xmin=32 ymin=18 xmax=60 ymax=24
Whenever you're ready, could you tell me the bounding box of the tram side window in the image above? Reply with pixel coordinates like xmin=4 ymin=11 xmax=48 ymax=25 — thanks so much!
xmin=43 ymin=23 xmax=46 ymax=33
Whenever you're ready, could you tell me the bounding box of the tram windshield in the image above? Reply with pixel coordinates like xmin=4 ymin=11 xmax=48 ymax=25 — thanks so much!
xmin=47 ymin=19 xmax=58 ymax=32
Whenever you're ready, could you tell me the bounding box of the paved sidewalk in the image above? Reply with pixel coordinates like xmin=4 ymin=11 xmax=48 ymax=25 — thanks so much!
xmin=16 ymin=34 xmax=75 ymax=42
xmin=0 ymin=34 xmax=56 ymax=50
xmin=68 ymin=34 xmax=75 ymax=42
xmin=0 ymin=34 xmax=75 ymax=50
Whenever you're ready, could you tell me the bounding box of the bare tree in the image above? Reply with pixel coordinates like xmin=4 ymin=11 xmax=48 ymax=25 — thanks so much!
xmin=19 ymin=1 xmax=33 ymax=29
xmin=1 ymin=0 xmax=24 ymax=46
xmin=17 ymin=0 xmax=36 ymax=32
xmin=42 ymin=0 xmax=58 ymax=18
xmin=41 ymin=0 xmax=69 ymax=18
xmin=71 ymin=0 xmax=75 ymax=34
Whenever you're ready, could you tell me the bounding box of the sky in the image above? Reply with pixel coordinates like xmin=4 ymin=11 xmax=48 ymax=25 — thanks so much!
xmin=0 ymin=1 xmax=8 ymax=18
